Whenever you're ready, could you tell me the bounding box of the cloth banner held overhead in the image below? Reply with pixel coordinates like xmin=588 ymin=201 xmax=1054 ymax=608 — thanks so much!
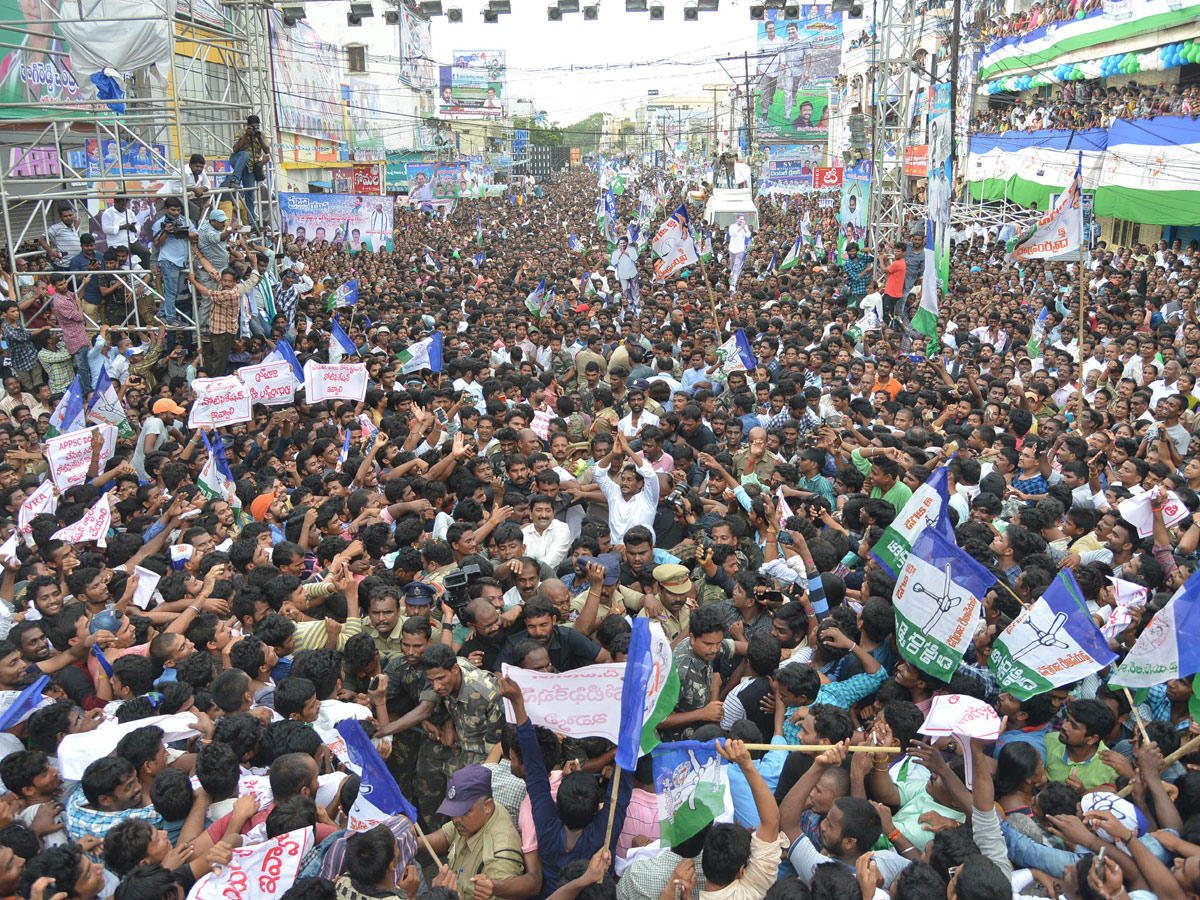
xmin=1110 ymin=569 xmax=1200 ymax=689
xmin=1005 ymin=154 xmax=1082 ymax=262
xmin=50 ymin=496 xmax=112 ymax=546
xmin=652 ymin=739 xmax=728 ymax=847
xmin=500 ymin=663 xmax=626 ymax=743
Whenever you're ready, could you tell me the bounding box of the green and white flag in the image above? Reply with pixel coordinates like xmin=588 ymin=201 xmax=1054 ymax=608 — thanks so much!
xmin=990 ymin=571 xmax=1117 ymax=700
xmin=397 ymin=333 xmax=444 ymax=376
xmin=911 ymin=218 xmax=940 ymax=354
xmin=616 ymin=619 xmax=680 ymax=767
xmin=870 ymin=466 xmax=954 ymax=577
xmin=652 ymin=740 xmax=728 ymax=847
xmin=892 ymin=527 xmax=991 ymax=682
xmin=86 ymin=368 xmax=136 ymax=440
xmin=778 ymin=236 xmax=802 ymax=271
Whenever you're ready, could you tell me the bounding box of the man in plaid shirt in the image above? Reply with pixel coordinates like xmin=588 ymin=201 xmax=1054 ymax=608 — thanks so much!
xmin=841 ymin=241 xmax=873 ymax=309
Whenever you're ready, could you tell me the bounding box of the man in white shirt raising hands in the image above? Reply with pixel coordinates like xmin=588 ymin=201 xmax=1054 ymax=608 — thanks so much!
xmin=592 ymin=428 xmax=660 ymax=545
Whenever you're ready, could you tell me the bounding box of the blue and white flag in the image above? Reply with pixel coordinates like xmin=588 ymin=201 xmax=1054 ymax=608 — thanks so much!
xmin=335 ymin=719 xmax=419 ymax=832
xmin=715 ymin=329 xmax=756 ymax=374
xmin=424 ymin=248 xmax=439 ymax=270
xmin=1027 ymin=306 xmax=1049 ymax=355
xmin=86 ymin=367 xmax=134 ymax=439
xmin=397 ymin=333 xmax=443 ymax=375
xmin=871 ymin=463 xmax=956 ymax=576
xmin=475 ymin=213 xmax=484 ymax=245
xmin=45 ymin=376 xmax=86 ymax=439
xmin=329 ymin=318 xmax=359 ymax=364
xmin=335 ymin=430 xmax=351 ymax=473
xmin=330 ymin=279 xmax=358 ymax=309
xmin=264 ymin=339 xmax=305 ymax=389
xmin=652 ymin=739 xmax=728 ymax=847
xmin=169 ymin=544 xmax=193 ymax=570
xmin=759 ymin=250 xmax=777 ymax=279
xmin=991 ymin=570 xmax=1117 ymax=699
xmin=0 ymin=675 xmax=49 ymax=732
xmin=568 ymin=233 xmax=584 ymax=254
xmin=524 ymin=277 xmax=547 ymax=315
xmin=778 ymin=236 xmax=803 ymax=271
xmin=473 ymin=251 xmax=486 ymax=267
xmin=892 ymin=527 xmax=992 ymax=682
xmin=198 ymin=431 xmax=246 ymax=526
xmin=616 ymin=621 xmax=680 ymax=770
xmin=1110 ymin=568 xmax=1200 ymax=689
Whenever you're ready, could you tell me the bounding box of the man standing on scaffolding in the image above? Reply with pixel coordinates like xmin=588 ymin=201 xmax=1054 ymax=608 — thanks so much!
xmin=226 ymin=114 xmax=270 ymax=230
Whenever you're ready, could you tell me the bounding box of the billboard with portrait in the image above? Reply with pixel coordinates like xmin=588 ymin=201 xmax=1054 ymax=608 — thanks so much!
xmin=839 ymin=160 xmax=870 ymax=250
xmin=755 ymin=5 xmax=840 ymax=143
xmin=438 ymin=49 xmax=505 ymax=118
xmin=269 ymin=13 xmax=345 ymax=143
xmin=279 ymin=193 xmax=393 ymax=252
xmin=398 ymin=5 xmax=435 ymax=88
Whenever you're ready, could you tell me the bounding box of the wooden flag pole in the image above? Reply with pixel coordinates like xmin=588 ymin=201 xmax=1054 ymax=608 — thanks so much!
xmin=413 ymin=822 xmax=443 ymax=869
xmin=1116 ymin=731 xmax=1200 ymax=798
xmin=602 ymin=764 xmax=623 ymax=848
xmin=741 ymin=744 xmax=903 ymax=754
xmin=1120 ymin=686 xmax=1152 ymax=746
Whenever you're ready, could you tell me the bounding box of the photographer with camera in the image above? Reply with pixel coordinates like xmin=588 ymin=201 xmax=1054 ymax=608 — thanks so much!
xmin=225 ymin=113 xmax=270 ymax=229
xmin=150 ymin=195 xmax=195 ymax=328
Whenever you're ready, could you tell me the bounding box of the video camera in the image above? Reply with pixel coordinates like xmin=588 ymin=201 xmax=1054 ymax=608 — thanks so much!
xmin=442 ymin=563 xmax=483 ymax=616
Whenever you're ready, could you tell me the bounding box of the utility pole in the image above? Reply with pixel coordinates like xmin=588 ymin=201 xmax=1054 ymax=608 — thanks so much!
xmin=949 ymin=0 xmax=962 ymax=176
xmin=743 ymin=51 xmax=754 ymax=157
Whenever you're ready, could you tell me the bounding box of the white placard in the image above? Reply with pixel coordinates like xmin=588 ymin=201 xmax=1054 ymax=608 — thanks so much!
xmin=500 ymin=662 xmax=626 ymax=743
xmin=18 ymin=481 xmax=56 ymax=535
xmin=45 ymin=424 xmax=117 ymax=491
xmin=187 ymin=828 xmax=314 ymax=900
xmin=237 ymin=362 xmax=295 ymax=407
xmin=188 ymin=376 xmax=253 ymax=428
xmin=50 ymin=496 xmax=112 ymax=546
xmin=303 ymin=360 xmax=368 ymax=403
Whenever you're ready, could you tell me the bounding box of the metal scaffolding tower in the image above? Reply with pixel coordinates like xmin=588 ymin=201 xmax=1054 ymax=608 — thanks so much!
xmin=866 ymin=0 xmax=924 ymax=274
xmin=0 ymin=0 xmax=281 ymax=352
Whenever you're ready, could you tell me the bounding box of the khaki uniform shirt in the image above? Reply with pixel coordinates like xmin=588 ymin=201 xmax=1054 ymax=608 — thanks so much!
xmin=439 ymin=805 xmax=525 ymax=900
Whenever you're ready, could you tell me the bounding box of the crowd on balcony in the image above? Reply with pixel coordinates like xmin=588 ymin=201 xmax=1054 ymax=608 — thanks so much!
xmin=972 ymin=82 xmax=1199 ymax=133
xmin=978 ymin=0 xmax=1102 ymax=42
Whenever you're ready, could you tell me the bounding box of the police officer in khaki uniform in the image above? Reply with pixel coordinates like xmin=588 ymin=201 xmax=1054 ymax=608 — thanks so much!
xmin=422 ymin=765 xmax=526 ymax=900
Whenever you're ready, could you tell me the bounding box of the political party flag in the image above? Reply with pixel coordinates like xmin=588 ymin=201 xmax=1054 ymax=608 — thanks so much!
xmin=198 ymin=431 xmax=246 ymax=526
xmin=778 ymin=236 xmax=802 ymax=271
xmin=715 ymin=330 xmax=756 ymax=374
xmin=846 ymin=304 xmax=882 ymax=344
xmin=892 ymin=527 xmax=992 ymax=682
xmin=759 ymin=250 xmax=777 ymax=280
xmin=525 ymin=277 xmax=547 ymax=315
xmin=697 ymin=229 xmax=713 ymax=264
xmin=397 ymin=333 xmax=443 ymax=375
xmin=612 ymin=173 xmax=627 ymax=196
xmin=476 ymin=213 xmax=483 ymax=246
xmin=334 ymin=430 xmax=351 ymax=474
xmin=0 ymin=675 xmax=48 ymax=732
xmin=424 ymin=248 xmax=439 ymax=270
xmin=568 ymin=233 xmax=584 ymax=254
xmin=45 ymin=376 xmax=86 ymax=439
xmin=912 ymin=218 xmax=940 ymax=354
xmin=594 ymin=196 xmax=606 ymax=231
xmin=800 ymin=209 xmax=812 ymax=244
xmin=537 ymin=287 xmax=557 ymax=320
xmin=989 ymin=570 xmax=1117 ymax=700
xmin=870 ymin=464 xmax=955 ymax=577
xmin=326 ymin=279 xmax=358 ymax=312
xmin=1006 ymin=153 xmax=1083 ymax=263
xmin=1027 ymin=306 xmax=1049 ymax=356
xmin=1110 ymin=569 xmax=1200 ymax=689
xmin=604 ymin=190 xmax=618 ymax=242
xmin=263 ymin=339 xmax=305 ymax=389
xmin=329 ymin=318 xmax=359 ymax=364
xmin=651 ymin=205 xmax=699 ymax=281
xmin=473 ymin=251 xmax=486 ymax=267
xmin=616 ymin=620 xmax=680 ymax=769
xmin=652 ymin=739 xmax=728 ymax=847
xmin=335 ymin=718 xmax=419 ymax=831
xmin=86 ymin=367 xmax=135 ymax=439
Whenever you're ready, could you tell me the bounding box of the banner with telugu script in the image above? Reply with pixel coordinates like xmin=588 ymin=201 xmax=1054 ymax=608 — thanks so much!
xmin=499 ymin=663 xmax=625 ymax=742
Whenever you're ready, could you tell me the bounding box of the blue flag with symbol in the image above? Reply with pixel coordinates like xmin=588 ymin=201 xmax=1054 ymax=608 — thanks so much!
xmin=0 ymin=675 xmax=48 ymax=732
xmin=652 ymin=739 xmax=728 ymax=847
xmin=329 ymin=318 xmax=359 ymax=364
xmin=1110 ymin=568 xmax=1200 ymax=689
xmin=264 ymin=338 xmax=305 ymax=388
xmin=331 ymin=279 xmax=358 ymax=308
xmin=336 ymin=719 xmax=419 ymax=831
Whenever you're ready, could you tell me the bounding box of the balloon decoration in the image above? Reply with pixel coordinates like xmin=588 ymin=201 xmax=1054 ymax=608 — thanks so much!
xmin=983 ymin=40 xmax=1191 ymax=94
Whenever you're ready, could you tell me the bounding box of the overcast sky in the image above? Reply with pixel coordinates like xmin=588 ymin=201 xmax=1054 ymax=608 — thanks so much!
xmin=427 ymin=0 xmax=757 ymax=123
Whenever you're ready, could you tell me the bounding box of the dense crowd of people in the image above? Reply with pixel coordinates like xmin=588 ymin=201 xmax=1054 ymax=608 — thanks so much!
xmin=0 ymin=156 xmax=1198 ymax=900
xmin=976 ymin=0 xmax=1103 ymax=42
xmin=973 ymin=83 xmax=1200 ymax=134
